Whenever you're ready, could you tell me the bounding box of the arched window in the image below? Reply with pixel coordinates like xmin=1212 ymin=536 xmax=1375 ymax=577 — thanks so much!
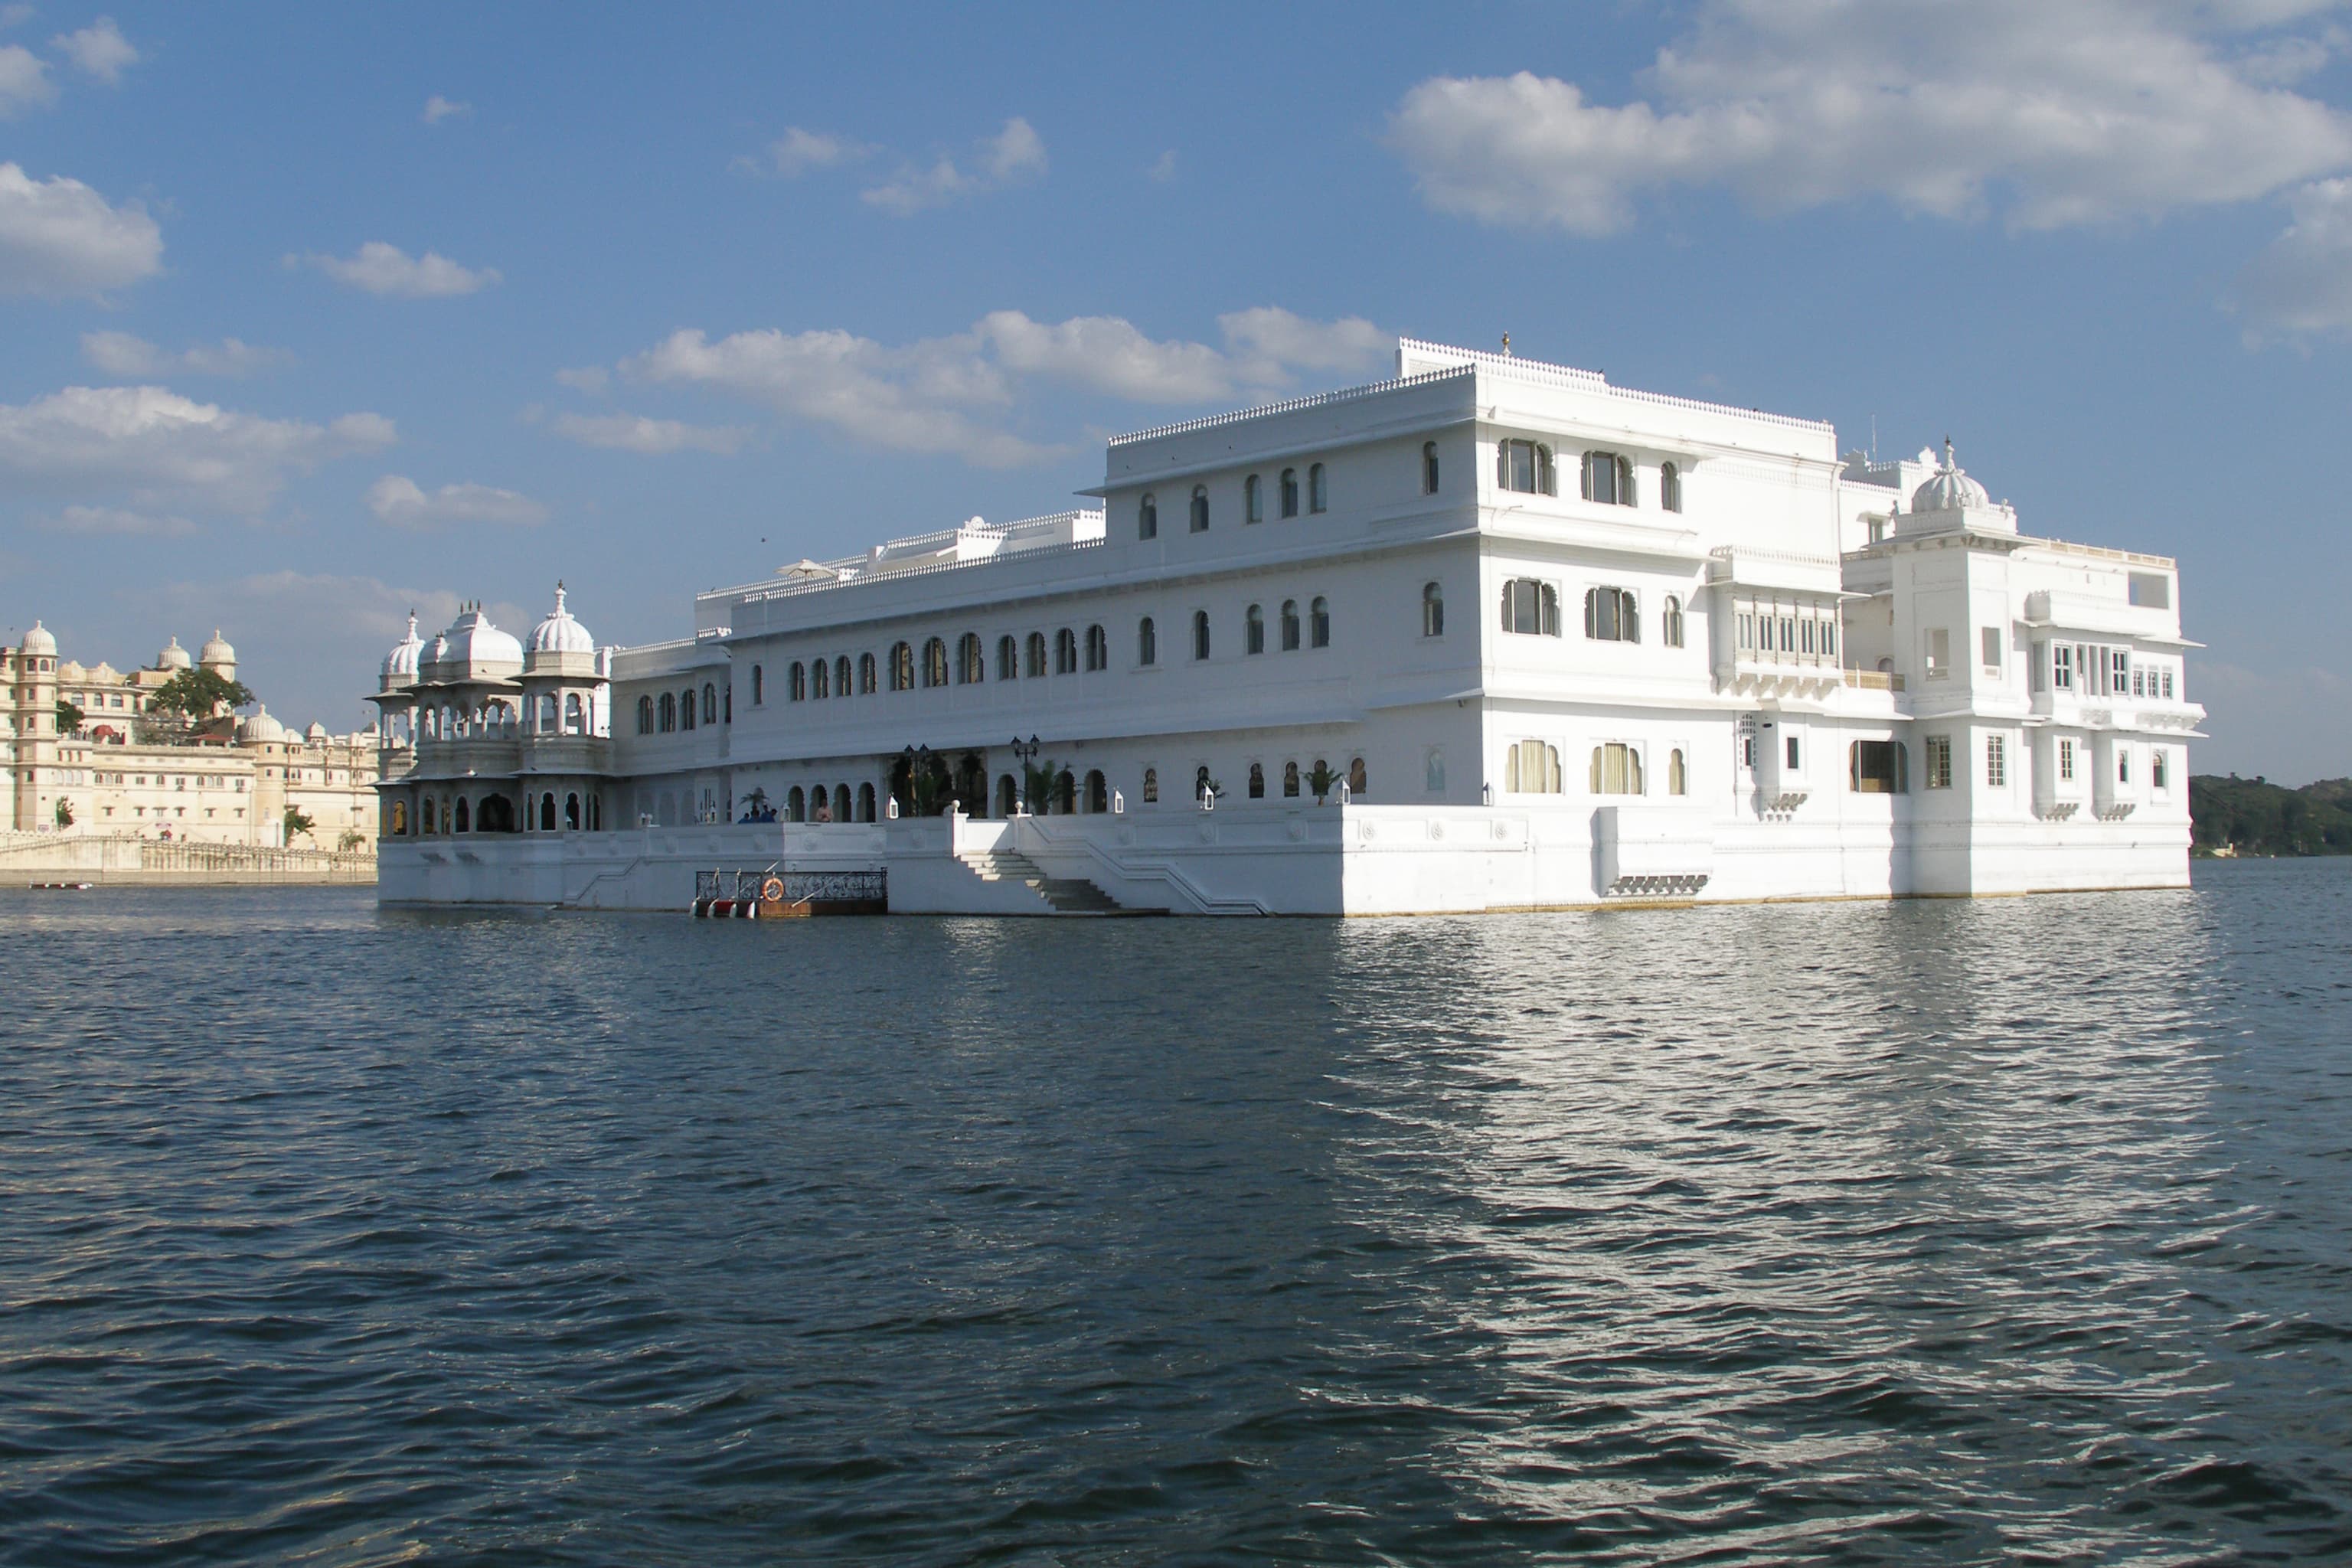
xmin=1423 ymin=441 xmax=1439 ymax=495
xmin=788 ymin=662 xmax=806 ymax=702
xmin=1194 ymin=765 xmax=1211 ymax=805
xmin=1505 ymin=740 xmax=1562 ymax=793
xmin=1084 ymin=770 xmax=1107 ymax=815
xmin=858 ymin=782 xmax=876 ymax=822
xmin=1582 ymin=452 xmax=1635 ymax=507
xmin=888 ymin=642 xmax=913 ymax=692
xmin=996 ymin=774 xmax=1018 ymax=817
xmin=786 ymin=786 xmax=805 ymax=822
xmin=1283 ymin=760 xmax=1300 ymax=798
xmin=835 ymin=784 xmax=851 ymax=823
xmin=1245 ymin=473 xmax=1263 ymax=524
xmin=1142 ymin=767 xmax=1158 ymax=804
xmin=812 ymin=659 xmax=830 ymax=700
xmin=1249 ymin=763 xmax=1265 ymax=798
xmin=681 ymin=689 xmax=697 ymax=730
xmin=1348 ymin=756 xmax=1366 ymax=795
xmin=923 ymin=638 xmax=948 ymax=688
xmin=1661 ymin=596 xmax=1684 ymax=648
xmin=996 ymin=635 xmax=1018 ymax=681
xmin=1279 ymin=468 xmax=1299 ymax=518
xmin=390 ymin=800 xmax=408 ymax=835
xmin=454 ymin=797 xmax=471 ymax=833
xmin=1308 ymin=462 xmax=1327 ymax=513
xmin=1246 ymin=604 xmax=1265 ymax=655
xmin=566 ymin=791 xmax=581 ymax=828
xmin=1661 ymin=461 xmax=1682 ymax=513
xmin=1501 ymin=579 xmax=1560 ymax=636
xmin=751 ymin=665 xmax=764 ymax=705
xmin=703 ymin=684 xmax=717 ymax=724
xmin=1422 ymin=582 xmax=1445 ymax=637
xmin=539 ymin=792 xmax=556 ymax=831
xmin=859 ymin=652 xmax=877 ymax=694
xmin=1189 ymin=484 xmax=1210 ymax=532
xmin=1191 ymin=610 xmax=1210 ymax=661
xmin=1280 ymin=599 xmax=1301 ymax=652
xmin=1054 ymin=627 xmax=1077 ymax=675
xmin=1589 ymin=743 xmax=1644 ymax=795
xmin=1138 ymin=617 xmax=1157 ymax=667
xmin=835 ymin=656 xmax=851 ymax=698
xmin=565 ymin=693 xmax=584 ymax=732
xmin=1498 ymin=439 xmax=1554 ymax=495
xmin=636 ymin=695 xmax=653 ymax=734
xmin=958 ymin=632 xmax=983 ymax=684
xmin=1055 ymin=769 xmax=1076 ymax=815
xmin=1669 ymin=747 xmax=1687 ymax=795
xmin=1584 ymin=586 xmax=1639 ymax=643
xmin=1310 ymin=596 xmax=1330 ymax=648
xmin=658 ymin=693 xmax=675 ymax=732
xmin=1138 ymin=492 xmax=1158 ymax=539
xmin=1079 ymin=624 xmax=1102 ymax=671
xmin=1025 ymin=631 xmax=1047 ymax=678
xmin=538 ymin=694 xmax=557 ymax=732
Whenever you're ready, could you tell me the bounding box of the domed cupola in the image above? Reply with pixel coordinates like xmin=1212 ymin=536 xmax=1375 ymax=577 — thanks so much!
xmin=198 ymin=629 xmax=236 ymax=673
xmin=156 ymin=635 xmax=193 ymax=671
xmin=1909 ymin=438 xmax=1991 ymax=514
xmin=426 ymin=603 xmax=524 ymax=681
xmin=381 ymin=612 xmax=426 ymax=690
xmin=524 ymin=582 xmax=596 ymax=672
xmin=237 ymin=705 xmax=287 ymax=743
xmin=22 ymin=621 xmax=57 ymax=658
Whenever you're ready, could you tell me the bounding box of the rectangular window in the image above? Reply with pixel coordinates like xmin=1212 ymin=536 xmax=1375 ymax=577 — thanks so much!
xmin=1850 ymin=740 xmax=1906 ymax=793
xmin=1927 ymin=628 xmax=1950 ymax=678
xmin=1800 ymin=619 xmax=1815 ymax=655
xmin=2118 ymin=749 xmax=2131 ymax=785
xmin=2162 ymin=668 xmax=2174 ymax=699
xmin=1779 ymin=616 xmax=1795 ymax=652
xmin=2110 ymin=648 xmax=2131 ymax=694
xmin=1785 ymin=735 xmax=1802 ymax=771
xmin=2052 ymin=644 xmax=2072 ymax=691
xmin=2128 ymin=571 xmax=2171 ymax=609
xmin=1503 ymin=578 xmax=1559 ymax=636
xmin=1981 ymin=627 xmax=2003 ymax=671
xmin=1986 ymin=734 xmax=2007 ymax=789
xmin=1737 ymin=612 xmax=1755 ymax=651
xmin=2059 ymin=738 xmax=2075 ymax=782
xmin=1925 ymin=735 xmax=1952 ymax=789
xmin=2153 ymin=750 xmax=2169 ymax=790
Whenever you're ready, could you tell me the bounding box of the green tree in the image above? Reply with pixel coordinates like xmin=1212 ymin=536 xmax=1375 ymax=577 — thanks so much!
xmin=147 ymin=667 xmax=255 ymax=720
xmin=53 ymin=797 xmax=73 ymax=829
xmin=283 ymin=805 xmax=315 ymax=844
xmin=1305 ymin=760 xmax=1338 ymax=804
xmin=55 ymin=698 xmax=83 ymax=735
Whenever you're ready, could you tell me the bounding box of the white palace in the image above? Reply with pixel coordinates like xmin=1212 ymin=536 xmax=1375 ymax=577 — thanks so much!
xmin=374 ymin=339 xmax=2202 ymax=915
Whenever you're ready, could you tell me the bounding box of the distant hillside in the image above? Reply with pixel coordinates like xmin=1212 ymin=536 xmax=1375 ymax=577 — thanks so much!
xmin=2190 ymin=775 xmax=2352 ymax=856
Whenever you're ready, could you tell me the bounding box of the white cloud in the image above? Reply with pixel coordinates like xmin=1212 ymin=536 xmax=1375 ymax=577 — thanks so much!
xmin=366 ymin=474 xmax=547 ymax=530
xmin=0 ymin=162 xmax=159 ymax=296
xmin=0 ymin=6 xmax=35 ymax=30
xmin=1148 ymin=149 xmax=1178 ymax=183
xmin=1390 ymin=0 xmax=2352 ymax=234
xmin=0 ymin=41 xmax=50 ymax=115
xmin=52 ymin=15 xmax=133 ymax=84
xmin=2235 ymin=177 xmax=2352 ymax=337
xmin=82 ymin=330 xmax=291 ymax=377
xmin=753 ymin=126 xmax=871 ymax=176
xmin=862 ymin=116 xmax=1047 ymax=214
xmin=37 ymin=502 xmax=194 ymax=537
xmin=0 ymin=385 xmax=395 ymax=513
xmin=547 ymin=410 xmax=749 ymax=455
xmin=422 ymin=94 xmax=471 ymax=124
xmin=613 ymin=307 xmax=1393 ymax=466
xmin=299 ymin=240 xmax=500 ymax=297
xmin=552 ymin=365 xmax=609 ymax=393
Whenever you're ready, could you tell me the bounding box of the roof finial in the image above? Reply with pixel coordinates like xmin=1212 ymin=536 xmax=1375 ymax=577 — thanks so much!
xmin=1943 ymin=435 xmax=1955 ymax=469
xmin=1500 ymin=332 xmax=1511 ymax=358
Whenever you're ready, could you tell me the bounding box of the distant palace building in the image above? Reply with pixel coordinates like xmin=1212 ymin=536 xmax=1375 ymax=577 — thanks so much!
xmin=372 ymin=338 xmax=2203 ymax=914
xmin=2 ymin=624 xmax=380 ymax=848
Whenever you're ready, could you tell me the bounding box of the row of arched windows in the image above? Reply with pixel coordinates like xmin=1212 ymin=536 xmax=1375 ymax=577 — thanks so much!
xmin=1140 ymin=462 xmax=1331 ymax=539
xmin=1499 ymin=580 xmax=1685 ymax=647
xmin=1140 ymin=596 xmax=1333 ymax=665
xmin=1504 ymin=739 xmax=1688 ymax=796
xmin=635 ymin=682 xmax=725 ymax=736
xmin=1496 ymin=441 xmax=1683 ymax=512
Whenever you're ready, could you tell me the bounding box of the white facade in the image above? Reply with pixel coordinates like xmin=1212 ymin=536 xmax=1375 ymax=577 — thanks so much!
xmin=374 ymin=340 xmax=2201 ymax=914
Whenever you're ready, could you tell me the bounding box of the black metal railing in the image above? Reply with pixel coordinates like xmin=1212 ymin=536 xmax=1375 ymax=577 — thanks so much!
xmin=695 ymin=868 xmax=886 ymax=903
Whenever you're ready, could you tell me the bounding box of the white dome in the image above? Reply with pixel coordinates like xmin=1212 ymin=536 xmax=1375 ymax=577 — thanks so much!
xmin=305 ymin=720 xmax=328 ymax=740
xmin=1910 ymin=439 xmax=1991 ymax=513
xmin=428 ymin=603 xmax=524 ymax=675
xmin=528 ymin=583 xmax=596 ymax=656
xmin=156 ymin=635 xmax=192 ymax=671
xmin=381 ymin=612 xmax=426 ymax=684
xmin=22 ymin=622 xmax=57 ymax=658
xmin=237 ymin=705 xmax=287 ymax=743
xmin=198 ymin=629 xmax=235 ymax=667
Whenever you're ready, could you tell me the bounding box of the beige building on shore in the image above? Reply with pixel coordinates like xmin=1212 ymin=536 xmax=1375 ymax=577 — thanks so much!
xmin=3 ymin=622 xmax=381 ymax=848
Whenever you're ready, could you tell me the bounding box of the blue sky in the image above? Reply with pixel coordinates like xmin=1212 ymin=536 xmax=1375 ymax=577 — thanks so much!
xmin=5 ymin=1 xmax=2350 ymax=781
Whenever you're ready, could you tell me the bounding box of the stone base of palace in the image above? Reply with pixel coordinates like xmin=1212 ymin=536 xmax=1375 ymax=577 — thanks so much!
xmin=374 ymin=805 xmax=2190 ymax=916
xmin=0 ymin=833 xmax=376 ymax=886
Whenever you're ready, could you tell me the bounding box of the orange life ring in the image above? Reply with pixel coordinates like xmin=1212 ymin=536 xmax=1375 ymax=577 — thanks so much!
xmin=760 ymin=875 xmax=786 ymax=903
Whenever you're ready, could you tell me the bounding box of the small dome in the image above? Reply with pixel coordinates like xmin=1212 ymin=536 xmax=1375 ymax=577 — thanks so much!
xmin=58 ymin=659 xmax=87 ymax=681
xmin=1910 ymin=439 xmax=1991 ymax=513
xmin=156 ymin=635 xmax=192 ymax=671
xmin=305 ymin=720 xmax=328 ymax=740
xmin=528 ymin=583 xmax=596 ymax=656
xmin=237 ymin=705 xmax=287 ymax=743
xmin=426 ymin=603 xmax=523 ymax=675
xmin=199 ymin=629 xmax=235 ymax=667
xmin=381 ymin=611 xmax=426 ymax=684
xmin=22 ymin=621 xmax=57 ymax=657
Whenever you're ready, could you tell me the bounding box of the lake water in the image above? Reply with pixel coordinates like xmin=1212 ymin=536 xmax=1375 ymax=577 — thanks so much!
xmin=2 ymin=861 xmax=2347 ymax=1565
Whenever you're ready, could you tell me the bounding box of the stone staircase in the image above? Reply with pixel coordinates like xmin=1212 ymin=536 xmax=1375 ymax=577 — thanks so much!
xmin=958 ymin=848 xmax=1126 ymax=914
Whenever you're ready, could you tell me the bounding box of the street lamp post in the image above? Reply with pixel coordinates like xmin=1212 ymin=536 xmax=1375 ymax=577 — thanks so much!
xmin=1009 ymin=733 xmax=1040 ymax=813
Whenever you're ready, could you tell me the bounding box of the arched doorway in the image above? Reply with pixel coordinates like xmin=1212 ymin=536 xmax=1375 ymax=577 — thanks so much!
xmin=997 ymin=774 xmax=1018 ymax=817
xmin=1084 ymin=769 xmax=1107 ymax=814
xmin=1054 ymin=769 xmax=1075 ymax=815
xmin=539 ymin=792 xmax=556 ymax=831
xmin=477 ymin=794 xmax=516 ymax=833
xmin=454 ymin=797 xmax=472 ymax=834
